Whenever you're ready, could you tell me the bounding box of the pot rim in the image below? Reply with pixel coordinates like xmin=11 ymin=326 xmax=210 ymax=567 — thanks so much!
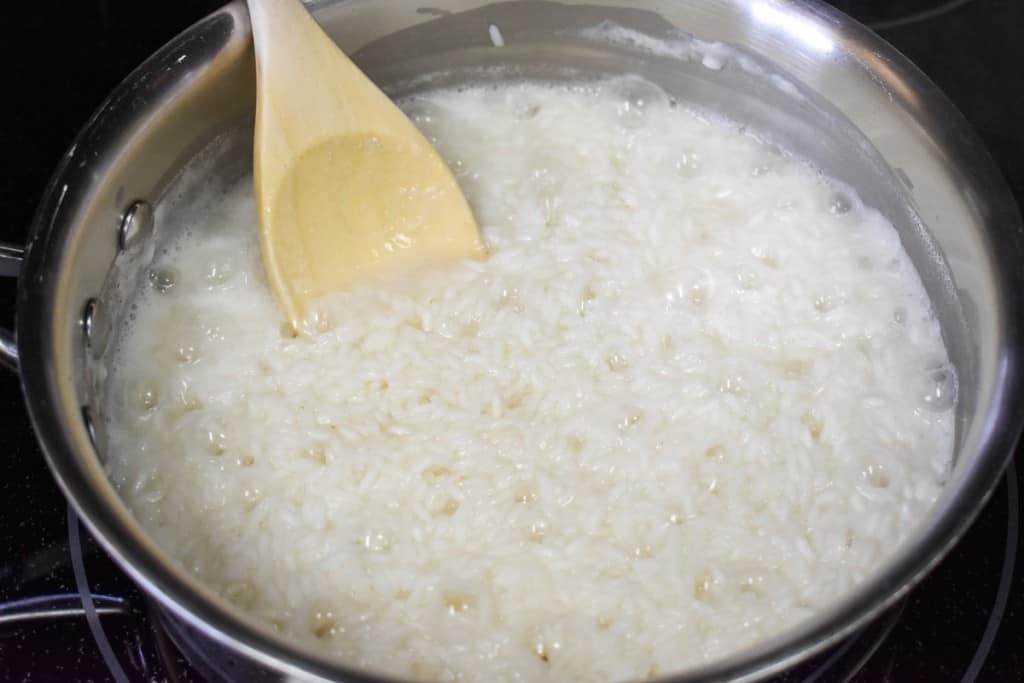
xmin=15 ymin=1 xmax=1024 ymax=681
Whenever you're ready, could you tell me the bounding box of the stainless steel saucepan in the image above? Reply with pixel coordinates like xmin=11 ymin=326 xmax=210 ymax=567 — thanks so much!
xmin=2 ymin=1 xmax=1022 ymax=681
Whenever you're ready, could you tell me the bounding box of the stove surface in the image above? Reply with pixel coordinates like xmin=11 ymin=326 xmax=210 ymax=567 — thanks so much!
xmin=1 ymin=1 xmax=1022 ymax=682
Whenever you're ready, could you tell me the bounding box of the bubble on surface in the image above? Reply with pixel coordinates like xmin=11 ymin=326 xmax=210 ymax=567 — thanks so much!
xmin=919 ymin=362 xmax=956 ymax=412
xmin=442 ymin=592 xmax=477 ymax=614
xmin=205 ymin=428 xmax=228 ymax=456
xmin=606 ymin=352 xmax=629 ymax=372
xmin=814 ymin=294 xmax=835 ymax=313
xmin=309 ymin=609 xmax=337 ymax=639
xmin=363 ymin=531 xmax=391 ymax=552
xmin=829 ymin=193 xmax=852 ymax=215
xmin=675 ymin=150 xmax=702 ymax=177
xmin=149 ymin=267 xmax=178 ymax=293
xmin=176 ymin=345 xmax=201 ymax=364
xmin=205 ymin=257 xmax=234 ymax=288
xmin=864 ymin=463 xmax=890 ymax=488
xmin=611 ymin=77 xmax=670 ymax=128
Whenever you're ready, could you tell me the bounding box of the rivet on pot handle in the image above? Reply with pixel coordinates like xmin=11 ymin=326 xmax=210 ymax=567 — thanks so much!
xmin=0 ymin=240 xmax=23 ymax=372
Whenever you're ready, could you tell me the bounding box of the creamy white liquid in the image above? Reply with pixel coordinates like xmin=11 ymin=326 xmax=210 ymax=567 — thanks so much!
xmin=103 ymin=79 xmax=954 ymax=682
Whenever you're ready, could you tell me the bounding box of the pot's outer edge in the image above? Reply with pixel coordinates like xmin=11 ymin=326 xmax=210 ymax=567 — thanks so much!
xmin=14 ymin=1 xmax=1024 ymax=682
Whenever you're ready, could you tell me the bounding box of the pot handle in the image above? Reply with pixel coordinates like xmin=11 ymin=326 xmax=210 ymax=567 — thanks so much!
xmin=0 ymin=241 xmax=22 ymax=371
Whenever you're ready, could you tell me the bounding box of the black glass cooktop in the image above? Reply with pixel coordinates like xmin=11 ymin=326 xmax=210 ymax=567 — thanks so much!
xmin=1 ymin=1 xmax=1022 ymax=681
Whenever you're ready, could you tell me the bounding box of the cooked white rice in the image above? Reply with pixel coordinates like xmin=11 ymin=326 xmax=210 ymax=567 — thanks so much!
xmin=102 ymin=79 xmax=955 ymax=682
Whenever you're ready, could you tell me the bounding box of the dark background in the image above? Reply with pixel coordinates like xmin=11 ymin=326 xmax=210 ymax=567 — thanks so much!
xmin=1 ymin=1 xmax=1022 ymax=682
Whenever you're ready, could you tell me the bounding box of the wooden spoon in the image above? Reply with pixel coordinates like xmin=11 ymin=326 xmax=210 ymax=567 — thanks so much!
xmin=247 ymin=0 xmax=485 ymax=329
